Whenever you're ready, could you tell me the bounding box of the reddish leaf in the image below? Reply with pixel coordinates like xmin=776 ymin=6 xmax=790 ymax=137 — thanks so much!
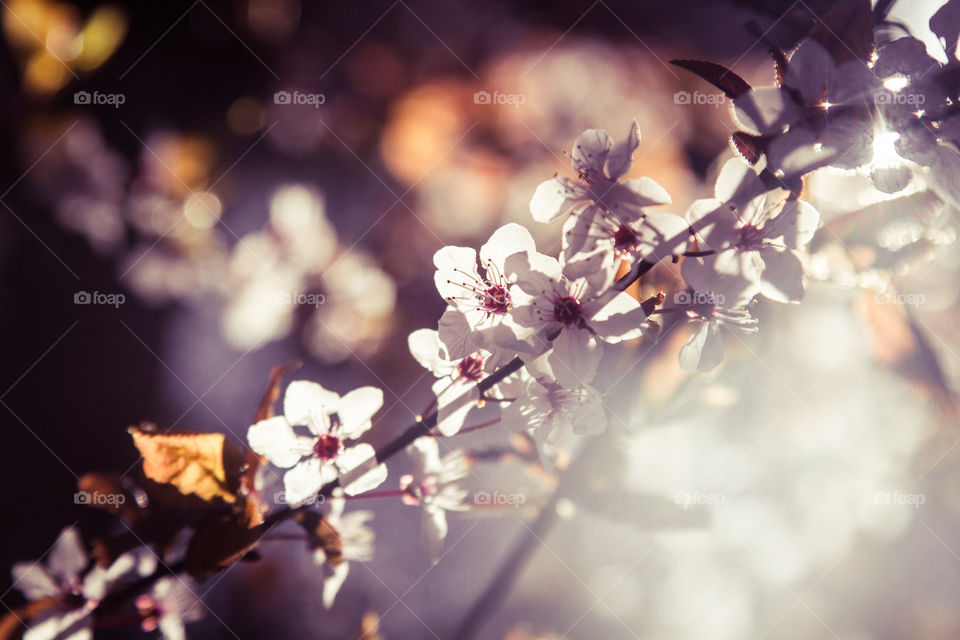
xmin=731 ymin=132 xmax=762 ymax=164
xmin=670 ymin=59 xmax=752 ymax=99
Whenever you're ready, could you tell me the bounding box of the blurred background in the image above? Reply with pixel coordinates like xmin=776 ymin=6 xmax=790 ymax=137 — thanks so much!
xmin=1 ymin=0 xmax=959 ymax=638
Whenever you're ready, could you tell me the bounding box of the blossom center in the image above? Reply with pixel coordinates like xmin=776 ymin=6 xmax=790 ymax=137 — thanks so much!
xmin=313 ymin=434 xmax=341 ymax=461
xmin=737 ymin=224 xmax=765 ymax=250
xmin=553 ymin=296 xmax=583 ymax=326
xmin=456 ymin=354 xmax=485 ymax=381
xmin=612 ymin=224 xmax=639 ymax=254
xmin=480 ymin=284 xmax=511 ymax=314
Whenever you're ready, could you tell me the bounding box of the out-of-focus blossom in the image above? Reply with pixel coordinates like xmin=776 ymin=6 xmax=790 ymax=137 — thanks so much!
xmin=400 ymin=437 xmax=469 ymax=561
xmin=312 ymin=493 xmax=375 ymax=608
xmin=136 ymin=576 xmax=204 ymax=640
xmin=500 ymin=355 xmax=606 ymax=460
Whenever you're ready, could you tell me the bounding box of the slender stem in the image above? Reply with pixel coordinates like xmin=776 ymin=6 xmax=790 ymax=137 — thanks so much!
xmin=93 ymin=612 xmax=145 ymax=630
xmin=260 ymin=533 xmax=310 ymax=542
xmin=448 ymin=417 xmax=501 ymax=436
xmin=345 ymin=489 xmax=407 ymax=500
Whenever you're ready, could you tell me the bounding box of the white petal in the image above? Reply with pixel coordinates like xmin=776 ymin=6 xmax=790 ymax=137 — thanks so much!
xmin=714 ymin=157 xmax=766 ymax=204
xmin=768 ymin=199 xmax=820 ymax=249
xmin=605 ymin=120 xmax=641 ymax=179
xmin=784 ymin=39 xmax=835 ymax=105
xmin=588 ymin=291 xmax=646 ymax=342
xmin=572 ymin=128 xmax=612 ymax=180
xmin=437 ymin=306 xmax=484 ymax=359
xmin=12 ymin=563 xmax=58 ymax=600
xmin=322 ymin=561 xmax=350 ymax=608
xmin=767 ymin=126 xmax=831 ymax=178
xmin=479 ymin=223 xmax=536 ymax=272
xmin=759 ymin=248 xmax=805 ymax=303
xmin=335 ymin=387 xmax=383 ymax=439
xmin=423 ymin=508 xmax=448 ymax=564
xmin=530 ymin=177 xmax=587 ymax=223
xmin=435 ymin=378 xmax=478 ymax=437
xmin=618 ymin=177 xmax=672 ymax=206
xmin=283 ymin=459 xmax=331 ymax=505
xmin=506 ymin=251 xmax=563 ymax=297
xmin=408 ymin=329 xmax=453 ymax=377
xmin=48 ymin=527 xmax=87 ymax=585
xmin=433 ymin=245 xmax=479 ymax=301
xmin=247 ymin=416 xmax=310 ymax=469
xmin=733 ymin=87 xmax=801 ymax=135
xmin=640 ymin=213 xmax=692 ymax=262
xmin=283 ymin=381 xmax=339 ymax=429
xmin=549 ymin=330 xmax=601 ymax=387
xmin=679 ymin=321 xmax=725 ymax=372
xmin=408 ymin=436 xmax=440 ymax=474
xmin=338 ymin=444 xmax=388 ymax=495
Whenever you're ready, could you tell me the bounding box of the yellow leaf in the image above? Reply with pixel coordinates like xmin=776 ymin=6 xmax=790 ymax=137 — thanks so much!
xmin=129 ymin=425 xmax=236 ymax=503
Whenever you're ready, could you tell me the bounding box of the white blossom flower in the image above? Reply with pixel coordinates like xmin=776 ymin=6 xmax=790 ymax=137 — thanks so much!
xmin=506 ymin=250 xmax=646 ymax=387
xmin=81 ymin=547 xmax=158 ymax=601
xmin=312 ymin=493 xmax=375 ymax=608
xmin=13 ymin=527 xmax=88 ymax=602
xmin=530 ymin=121 xmax=671 ymax=224
xmin=561 ymin=209 xmax=690 ymax=281
xmin=685 ymin=159 xmax=820 ymax=306
xmin=11 ymin=527 xmax=96 ymax=640
xmin=136 ymin=576 xmax=204 ymax=640
xmin=247 ymin=381 xmax=388 ymax=504
xmin=408 ymin=328 xmax=493 ymax=436
xmin=434 ymin=223 xmax=540 ymax=360
xmin=400 ymin=437 xmax=469 ymax=562
xmin=733 ymin=39 xmax=876 ymax=175
xmin=500 ymin=356 xmax=606 ymax=459
xmin=675 ymin=295 xmax=759 ymax=372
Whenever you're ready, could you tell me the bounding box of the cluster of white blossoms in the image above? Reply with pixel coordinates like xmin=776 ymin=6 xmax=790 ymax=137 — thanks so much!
xmin=11 ymin=527 xmax=201 ymax=640
xmin=240 ymin=116 xmax=833 ymax=605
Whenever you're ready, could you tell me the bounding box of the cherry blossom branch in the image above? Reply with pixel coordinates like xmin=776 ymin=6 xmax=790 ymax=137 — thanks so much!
xmin=454 ymin=436 xmax=603 ymax=638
